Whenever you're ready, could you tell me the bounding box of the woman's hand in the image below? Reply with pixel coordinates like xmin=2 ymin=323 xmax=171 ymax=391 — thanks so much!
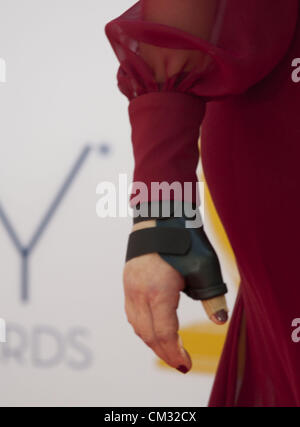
xmin=123 ymin=220 xmax=228 ymax=374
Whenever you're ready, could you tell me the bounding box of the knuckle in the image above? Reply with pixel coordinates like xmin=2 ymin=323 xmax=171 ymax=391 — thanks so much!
xmin=156 ymin=330 xmax=176 ymax=345
xmin=143 ymin=336 xmax=155 ymax=347
xmin=147 ymin=285 xmax=161 ymax=302
xmin=124 ymin=279 xmax=142 ymax=298
xmin=123 ymin=267 xmax=139 ymax=288
xmin=125 ymin=279 xmax=161 ymax=303
xmin=157 ymin=335 xmax=169 ymax=345
xmin=132 ymin=325 xmax=156 ymax=347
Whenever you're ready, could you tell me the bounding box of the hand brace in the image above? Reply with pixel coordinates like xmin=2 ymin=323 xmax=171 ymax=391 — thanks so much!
xmin=126 ymin=202 xmax=228 ymax=301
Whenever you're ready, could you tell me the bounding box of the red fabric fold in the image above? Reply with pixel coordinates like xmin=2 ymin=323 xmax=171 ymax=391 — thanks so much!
xmin=105 ymin=1 xmax=298 ymax=100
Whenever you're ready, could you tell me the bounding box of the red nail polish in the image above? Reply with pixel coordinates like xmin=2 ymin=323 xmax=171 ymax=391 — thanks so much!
xmin=176 ymin=365 xmax=188 ymax=374
xmin=214 ymin=309 xmax=228 ymax=324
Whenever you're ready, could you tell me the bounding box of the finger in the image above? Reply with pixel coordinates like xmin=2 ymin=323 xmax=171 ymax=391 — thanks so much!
xmin=202 ymin=295 xmax=229 ymax=325
xmin=124 ymin=287 xmax=172 ymax=365
xmin=149 ymin=291 xmax=192 ymax=372
xmin=134 ymin=297 xmax=173 ymax=366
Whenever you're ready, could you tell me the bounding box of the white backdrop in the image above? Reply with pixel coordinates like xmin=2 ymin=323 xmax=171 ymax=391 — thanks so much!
xmin=0 ymin=0 xmax=237 ymax=407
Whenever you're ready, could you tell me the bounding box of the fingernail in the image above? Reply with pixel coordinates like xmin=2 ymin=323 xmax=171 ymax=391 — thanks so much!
xmin=213 ymin=309 xmax=228 ymax=324
xmin=176 ymin=365 xmax=189 ymax=374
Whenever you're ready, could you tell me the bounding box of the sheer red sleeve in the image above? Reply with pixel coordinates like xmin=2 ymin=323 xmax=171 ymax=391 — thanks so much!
xmin=105 ymin=0 xmax=298 ymax=206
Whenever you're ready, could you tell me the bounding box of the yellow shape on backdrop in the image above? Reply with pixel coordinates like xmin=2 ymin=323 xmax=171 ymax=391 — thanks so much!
xmin=158 ymin=322 xmax=228 ymax=374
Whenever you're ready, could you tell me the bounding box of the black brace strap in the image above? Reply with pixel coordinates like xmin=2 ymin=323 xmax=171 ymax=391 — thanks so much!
xmin=126 ymin=227 xmax=191 ymax=262
xmin=132 ymin=200 xmax=198 ymax=224
xmin=125 ymin=215 xmax=228 ymax=301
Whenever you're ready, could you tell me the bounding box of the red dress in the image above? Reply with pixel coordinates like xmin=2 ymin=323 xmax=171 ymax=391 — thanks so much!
xmin=105 ymin=0 xmax=300 ymax=406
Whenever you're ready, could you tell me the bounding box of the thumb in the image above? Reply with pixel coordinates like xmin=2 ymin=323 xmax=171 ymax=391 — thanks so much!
xmin=202 ymin=295 xmax=229 ymax=325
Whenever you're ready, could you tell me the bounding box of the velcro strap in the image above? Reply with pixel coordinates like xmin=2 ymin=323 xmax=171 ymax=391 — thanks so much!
xmin=132 ymin=201 xmax=198 ymax=224
xmin=125 ymin=227 xmax=191 ymax=262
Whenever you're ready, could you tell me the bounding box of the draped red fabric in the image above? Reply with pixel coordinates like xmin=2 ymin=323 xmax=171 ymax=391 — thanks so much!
xmin=105 ymin=1 xmax=300 ymax=406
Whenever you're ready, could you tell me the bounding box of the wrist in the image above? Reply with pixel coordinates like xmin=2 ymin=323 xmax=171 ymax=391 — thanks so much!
xmin=132 ymin=219 xmax=156 ymax=233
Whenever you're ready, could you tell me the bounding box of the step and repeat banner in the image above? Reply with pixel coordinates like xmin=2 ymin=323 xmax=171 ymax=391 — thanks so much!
xmin=0 ymin=0 xmax=238 ymax=407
